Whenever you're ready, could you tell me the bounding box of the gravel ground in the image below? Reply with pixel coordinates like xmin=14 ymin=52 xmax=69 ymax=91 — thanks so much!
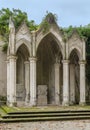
xmin=0 ymin=120 xmax=90 ymax=130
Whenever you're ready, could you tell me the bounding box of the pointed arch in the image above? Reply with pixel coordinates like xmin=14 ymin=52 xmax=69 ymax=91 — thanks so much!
xmin=36 ymin=30 xmax=64 ymax=59
xmin=16 ymin=44 xmax=30 ymax=60
xmin=16 ymin=43 xmax=30 ymax=102
xmin=69 ymin=48 xmax=80 ymax=105
xmin=69 ymin=47 xmax=82 ymax=60
xmin=16 ymin=38 xmax=31 ymax=56
xmin=36 ymin=30 xmax=63 ymax=105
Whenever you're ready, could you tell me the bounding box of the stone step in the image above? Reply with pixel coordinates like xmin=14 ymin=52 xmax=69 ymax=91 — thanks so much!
xmin=6 ymin=110 xmax=90 ymax=115
xmin=1 ymin=115 xmax=90 ymax=123
xmin=1 ymin=106 xmax=90 ymax=122
xmin=2 ymin=112 xmax=90 ymax=119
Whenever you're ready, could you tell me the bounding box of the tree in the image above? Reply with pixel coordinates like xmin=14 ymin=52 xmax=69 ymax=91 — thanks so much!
xmin=0 ymin=8 xmax=38 ymax=41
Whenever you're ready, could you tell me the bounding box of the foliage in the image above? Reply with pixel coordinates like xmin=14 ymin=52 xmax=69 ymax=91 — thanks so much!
xmin=40 ymin=12 xmax=57 ymax=33
xmin=63 ymin=25 xmax=90 ymax=83
xmin=0 ymin=8 xmax=90 ymax=55
xmin=63 ymin=26 xmax=73 ymax=38
xmin=27 ymin=20 xmax=38 ymax=31
xmin=63 ymin=25 xmax=90 ymax=56
xmin=0 ymin=8 xmax=38 ymax=41
xmin=0 ymin=8 xmax=39 ymax=53
xmin=0 ymin=96 xmax=7 ymax=105
xmin=77 ymin=26 xmax=90 ymax=56
xmin=0 ymin=96 xmax=7 ymax=101
xmin=63 ymin=26 xmax=85 ymax=39
xmin=2 ymin=43 xmax=8 ymax=52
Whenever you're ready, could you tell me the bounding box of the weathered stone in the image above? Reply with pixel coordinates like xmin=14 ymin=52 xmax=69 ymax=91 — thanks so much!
xmin=0 ymin=16 xmax=87 ymax=107
xmin=37 ymin=85 xmax=47 ymax=105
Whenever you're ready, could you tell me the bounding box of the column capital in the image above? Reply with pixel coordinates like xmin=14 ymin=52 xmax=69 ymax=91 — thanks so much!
xmin=79 ymin=60 xmax=86 ymax=65
xmin=62 ymin=60 xmax=69 ymax=64
xmin=7 ymin=55 xmax=17 ymax=61
xmin=29 ymin=57 xmax=37 ymax=61
xmin=6 ymin=59 xmax=9 ymax=63
xmin=24 ymin=61 xmax=29 ymax=64
xmin=54 ymin=62 xmax=61 ymax=67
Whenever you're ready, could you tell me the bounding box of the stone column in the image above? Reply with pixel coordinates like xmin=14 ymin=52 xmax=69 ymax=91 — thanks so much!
xmin=29 ymin=57 xmax=37 ymax=106
xmin=62 ymin=60 xmax=69 ymax=106
xmin=24 ymin=61 xmax=30 ymax=105
xmin=79 ymin=61 xmax=86 ymax=105
xmin=9 ymin=55 xmax=17 ymax=107
xmin=70 ymin=64 xmax=75 ymax=105
xmin=6 ymin=59 xmax=10 ymax=105
xmin=32 ymin=32 xmax=36 ymax=57
xmin=54 ymin=63 xmax=60 ymax=105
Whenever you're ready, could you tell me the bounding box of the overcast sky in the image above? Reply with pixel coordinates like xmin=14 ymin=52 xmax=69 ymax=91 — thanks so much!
xmin=0 ymin=0 xmax=90 ymax=27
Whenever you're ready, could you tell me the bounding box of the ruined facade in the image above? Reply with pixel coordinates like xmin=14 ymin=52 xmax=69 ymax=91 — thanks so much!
xmin=0 ymin=17 xmax=86 ymax=107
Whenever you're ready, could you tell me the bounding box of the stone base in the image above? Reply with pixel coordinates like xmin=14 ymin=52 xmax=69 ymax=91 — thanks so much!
xmin=7 ymin=101 xmax=17 ymax=107
xmin=37 ymin=97 xmax=47 ymax=106
xmin=69 ymin=101 xmax=75 ymax=105
xmin=37 ymin=85 xmax=47 ymax=106
xmin=62 ymin=101 xmax=69 ymax=106
xmin=29 ymin=98 xmax=37 ymax=107
xmin=79 ymin=102 xmax=86 ymax=106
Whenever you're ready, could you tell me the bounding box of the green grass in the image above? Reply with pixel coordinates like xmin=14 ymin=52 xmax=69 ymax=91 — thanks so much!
xmin=1 ymin=105 xmax=19 ymax=113
xmin=15 ymin=105 xmax=90 ymax=112
xmin=1 ymin=105 xmax=90 ymax=114
xmin=1 ymin=105 xmax=90 ymax=122
xmin=0 ymin=107 xmax=7 ymax=117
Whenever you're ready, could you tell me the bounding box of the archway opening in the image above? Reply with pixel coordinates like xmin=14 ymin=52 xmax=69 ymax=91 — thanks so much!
xmin=69 ymin=49 xmax=80 ymax=104
xmin=37 ymin=33 xmax=63 ymax=105
xmin=86 ymin=55 xmax=90 ymax=104
xmin=16 ymin=44 xmax=29 ymax=104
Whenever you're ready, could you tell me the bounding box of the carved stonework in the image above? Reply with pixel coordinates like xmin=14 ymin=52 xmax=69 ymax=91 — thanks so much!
xmin=37 ymin=85 xmax=47 ymax=106
xmin=68 ymin=33 xmax=83 ymax=60
xmin=16 ymin=22 xmax=31 ymax=43
xmin=0 ymin=16 xmax=87 ymax=107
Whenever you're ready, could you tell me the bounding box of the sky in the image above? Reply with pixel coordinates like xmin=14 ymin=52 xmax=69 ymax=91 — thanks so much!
xmin=0 ymin=0 xmax=90 ymax=27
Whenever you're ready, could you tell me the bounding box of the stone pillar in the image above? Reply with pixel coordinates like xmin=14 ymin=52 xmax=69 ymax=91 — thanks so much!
xmin=79 ymin=61 xmax=86 ymax=105
xmin=62 ymin=60 xmax=69 ymax=106
xmin=70 ymin=64 xmax=75 ymax=105
xmin=8 ymin=55 xmax=17 ymax=107
xmin=24 ymin=61 xmax=30 ymax=105
xmin=7 ymin=59 xmax=10 ymax=105
xmin=29 ymin=57 xmax=37 ymax=106
xmin=32 ymin=32 xmax=36 ymax=57
xmin=54 ymin=63 xmax=60 ymax=105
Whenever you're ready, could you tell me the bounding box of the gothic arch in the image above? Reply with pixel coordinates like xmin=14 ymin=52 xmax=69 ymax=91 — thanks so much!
xmin=69 ymin=47 xmax=82 ymax=60
xmin=36 ymin=31 xmax=63 ymax=105
xmin=16 ymin=38 xmax=31 ymax=56
xmin=16 ymin=43 xmax=30 ymax=102
xmin=69 ymin=48 xmax=80 ymax=104
xmin=36 ymin=30 xmax=64 ymax=58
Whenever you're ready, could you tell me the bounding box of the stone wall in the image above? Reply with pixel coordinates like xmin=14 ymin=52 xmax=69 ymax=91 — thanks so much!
xmin=0 ymin=39 xmax=7 ymax=97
